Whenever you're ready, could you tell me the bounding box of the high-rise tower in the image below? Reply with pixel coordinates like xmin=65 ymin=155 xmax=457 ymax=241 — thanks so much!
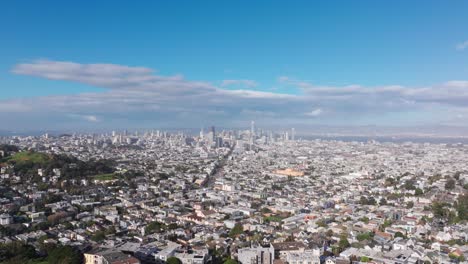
xmin=250 ymin=121 xmax=255 ymax=137
xmin=211 ymin=126 xmax=216 ymax=141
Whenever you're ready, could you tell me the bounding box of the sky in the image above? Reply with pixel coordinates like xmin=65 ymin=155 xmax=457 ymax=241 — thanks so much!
xmin=1 ymin=1 xmax=468 ymax=132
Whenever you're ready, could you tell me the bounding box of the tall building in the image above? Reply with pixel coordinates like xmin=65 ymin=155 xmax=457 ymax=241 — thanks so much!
xmin=211 ymin=126 xmax=216 ymax=141
xmin=200 ymin=127 xmax=204 ymax=139
xmin=216 ymin=137 xmax=223 ymax=148
xmin=251 ymin=121 xmax=256 ymax=138
xmin=291 ymin=128 xmax=295 ymax=141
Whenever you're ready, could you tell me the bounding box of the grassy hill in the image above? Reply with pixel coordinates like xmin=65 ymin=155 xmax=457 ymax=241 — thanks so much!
xmin=5 ymin=151 xmax=50 ymax=165
xmin=1 ymin=150 xmax=116 ymax=181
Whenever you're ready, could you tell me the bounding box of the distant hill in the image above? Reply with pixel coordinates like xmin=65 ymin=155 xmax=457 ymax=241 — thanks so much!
xmin=4 ymin=151 xmax=50 ymax=165
xmin=1 ymin=150 xmax=116 ymax=182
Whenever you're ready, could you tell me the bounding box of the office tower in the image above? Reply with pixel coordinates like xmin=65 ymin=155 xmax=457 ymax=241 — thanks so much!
xmin=250 ymin=121 xmax=255 ymax=138
xmin=211 ymin=126 xmax=216 ymax=141
xmin=216 ymin=137 xmax=223 ymax=148
xmin=200 ymin=128 xmax=204 ymax=139
xmin=112 ymin=131 xmax=116 ymax=137
xmin=291 ymin=128 xmax=295 ymax=141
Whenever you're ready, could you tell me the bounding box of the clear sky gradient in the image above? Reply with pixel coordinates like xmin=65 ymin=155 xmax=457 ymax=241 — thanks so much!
xmin=1 ymin=1 xmax=468 ymax=131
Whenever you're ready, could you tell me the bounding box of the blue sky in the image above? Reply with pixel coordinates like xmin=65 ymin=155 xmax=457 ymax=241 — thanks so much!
xmin=1 ymin=1 xmax=468 ymax=131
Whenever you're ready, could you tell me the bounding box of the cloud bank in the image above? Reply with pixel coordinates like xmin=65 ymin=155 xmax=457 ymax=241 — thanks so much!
xmin=2 ymin=59 xmax=468 ymax=130
xmin=456 ymin=40 xmax=468 ymax=51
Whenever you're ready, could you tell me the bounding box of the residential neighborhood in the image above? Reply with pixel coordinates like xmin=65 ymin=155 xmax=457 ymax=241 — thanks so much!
xmin=0 ymin=127 xmax=467 ymax=264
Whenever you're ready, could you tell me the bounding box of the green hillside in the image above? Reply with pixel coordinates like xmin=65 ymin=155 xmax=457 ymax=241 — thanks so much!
xmin=6 ymin=151 xmax=50 ymax=165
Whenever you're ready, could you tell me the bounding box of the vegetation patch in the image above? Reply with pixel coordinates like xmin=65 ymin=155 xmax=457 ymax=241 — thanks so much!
xmin=263 ymin=215 xmax=285 ymax=223
xmin=93 ymin=173 xmax=117 ymax=181
xmin=4 ymin=151 xmax=49 ymax=165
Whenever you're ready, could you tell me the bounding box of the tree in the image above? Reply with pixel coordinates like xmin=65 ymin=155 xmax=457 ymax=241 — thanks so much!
xmin=0 ymin=241 xmax=38 ymax=263
xmin=457 ymin=194 xmax=468 ymax=221
xmin=360 ymin=196 xmax=367 ymax=205
xmin=47 ymin=245 xmax=82 ymax=264
xmin=229 ymin=223 xmax=244 ymax=238
xmin=406 ymin=201 xmax=414 ymax=209
xmin=404 ymin=180 xmax=416 ymax=190
xmin=47 ymin=212 xmax=68 ymax=226
xmin=356 ymin=232 xmax=373 ymax=241
xmin=380 ymin=219 xmax=392 ymax=231
xmin=91 ymin=230 xmax=106 ymax=242
xmin=360 ymin=196 xmax=376 ymax=205
xmin=359 ymin=217 xmax=369 ymax=224
xmin=360 ymin=256 xmax=371 ymax=262
xmin=445 ymin=179 xmax=456 ymax=190
xmin=167 ymin=223 xmax=179 ymax=230
xmin=167 ymin=257 xmax=182 ymax=264
xmin=379 ymin=198 xmax=387 ymax=205
xmin=415 ymin=188 xmax=423 ymax=196
xmin=145 ymin=221 xmax=164 ymax=234
xmin=431 ymin=201 xmax=449 ymax=218
xmin=385 ymin=177 xmax=396 ymax=186
xmin=460 ymin=255 xmax=466 ymax=262
xmin=338 ymin=233 xmax=350 ymax=251
xmin=394 ymin=232 xmax=406 ymax=239
xmin=104 ymin=226 xmax=116 ymax=235
xmin=224 ymin=259 xmax=238 ymax=264
xmin=316 ymin=220 xmax=328 ymax=228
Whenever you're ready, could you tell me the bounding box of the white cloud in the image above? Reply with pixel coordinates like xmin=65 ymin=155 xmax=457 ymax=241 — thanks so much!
xmin=456 ymin=40 xmax=468 ymax=51
xmin=3 ymin=59 xmax=468 ymax=129
xmin=68 ymin=114 xmax=100 ymax=123
xmin=83 ymin=115 xmax=99 ymax=122
xmin=305 ymin=108 xmax=323 ymax=117
xmin=444 ymin=80 xmax=468 ymax=87
xmin=223 ymin=89 xmax=297 ymax=99
xmin=0 ymin=100 xmax=33 ymax=112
